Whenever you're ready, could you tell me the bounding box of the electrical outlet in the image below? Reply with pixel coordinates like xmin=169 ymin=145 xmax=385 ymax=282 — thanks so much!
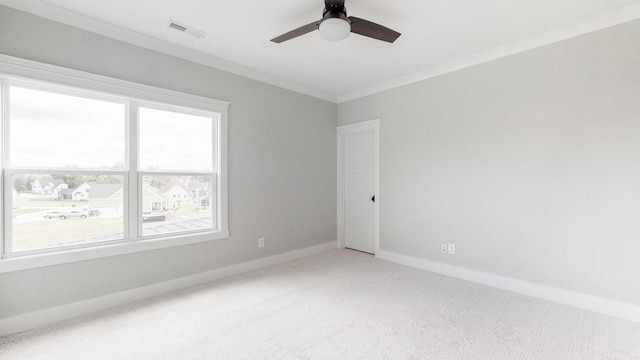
xmin=441 ymin=244 xmax=448 ymax=254
xmin=448 ymin=243 xmax=456 ymax=255
xmin=258 ymin=237 xmax=264 ymax=248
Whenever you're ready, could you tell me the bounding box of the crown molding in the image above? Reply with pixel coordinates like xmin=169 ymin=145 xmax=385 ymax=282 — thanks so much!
xmin=337 ymin=3 xmax=640 ymax=103
xmin=2 ymin=1 xmax=639 ymax=104
xmin=0 ymin=0 xmax=337 ymax=102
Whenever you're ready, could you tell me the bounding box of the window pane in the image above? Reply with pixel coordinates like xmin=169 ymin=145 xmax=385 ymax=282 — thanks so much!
xmin=139 ymin=107 xmax=214 ymax=171
xmin=141 ymin=175 xmax=216 ymax=236
xmin=11 ymin=174 xmax=125 ymax=252
xmin=9 ymin=86 xmax=125 ymax=169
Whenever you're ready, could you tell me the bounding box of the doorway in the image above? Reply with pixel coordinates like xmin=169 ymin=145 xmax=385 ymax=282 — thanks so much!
xmin=337 ymin=119 xmax=379 ymax=255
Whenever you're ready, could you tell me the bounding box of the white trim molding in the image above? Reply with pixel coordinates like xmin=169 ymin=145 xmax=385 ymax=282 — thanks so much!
xmin=0 ymin=54 xmax=229 ymax=111
xmin=0 ymin=0 xmax=337 ymax=103
xmin=2 ymin=0 xmax=640 ymax=103
xmin=376 ymin=249 xmax=640 ymax=324
xmin=0 ymin=241 xmax=339 ymax=337
xmin=337 ymin=3 xmax=640 ymax=103
xmin=337 ymin=119 xmax=380 ymax=254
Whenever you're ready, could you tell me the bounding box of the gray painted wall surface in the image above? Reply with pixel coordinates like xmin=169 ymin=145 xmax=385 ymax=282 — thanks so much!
xmin=339 ymin=20 xmax=640 ymax=306
xmin=2 ymin=3 xmax=639 ymax=322
xmin=0 ymin=6 xmax=337 ymax=318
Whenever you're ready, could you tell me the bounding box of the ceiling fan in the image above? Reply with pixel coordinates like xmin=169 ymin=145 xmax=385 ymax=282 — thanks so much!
xmin=271 ymin=0 xmax=401 ymax=43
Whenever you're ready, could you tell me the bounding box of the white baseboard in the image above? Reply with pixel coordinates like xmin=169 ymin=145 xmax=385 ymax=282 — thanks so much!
xmin=0 ymin=241 xmax=338 ymax=337
xmin=376 ymin=249 xmax=640 ymax=324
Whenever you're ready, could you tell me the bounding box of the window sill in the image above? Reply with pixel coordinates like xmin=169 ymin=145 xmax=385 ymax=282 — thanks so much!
xmin=0 ymin=230 xmax=230 ymax=273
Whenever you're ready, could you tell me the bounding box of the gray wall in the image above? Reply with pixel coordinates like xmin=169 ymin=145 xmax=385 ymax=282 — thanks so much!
xmin=339 ymin=20 xmax=640 ymax=306
xmin=2 ymin=3 xmax=639 ymax=321
xmin=0 ymin=6 xmax=337 ymax=318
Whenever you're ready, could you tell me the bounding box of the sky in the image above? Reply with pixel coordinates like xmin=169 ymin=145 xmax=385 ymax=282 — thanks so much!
xmin=9 ymin=86 xmax=215 ymax=172
xmin=139 ymin=107 xmax=213 ymax=171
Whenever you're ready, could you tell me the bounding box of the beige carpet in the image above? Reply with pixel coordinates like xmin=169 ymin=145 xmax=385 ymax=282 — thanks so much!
xmin=1 ymin=249 xmax=639 ymax=359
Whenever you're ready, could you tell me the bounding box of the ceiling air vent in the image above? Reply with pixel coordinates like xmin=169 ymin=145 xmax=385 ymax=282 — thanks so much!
xmin=167 ymin=20 xmax=207 ymax=38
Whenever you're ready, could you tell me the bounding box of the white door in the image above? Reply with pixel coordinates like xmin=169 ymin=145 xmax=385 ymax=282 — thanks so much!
xmin=338 ymin=120 xmax=379 ymax=255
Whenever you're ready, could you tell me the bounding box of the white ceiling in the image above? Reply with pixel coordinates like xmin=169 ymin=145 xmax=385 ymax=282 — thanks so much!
xmin=2 ymin=0 xmax=640 ymax=102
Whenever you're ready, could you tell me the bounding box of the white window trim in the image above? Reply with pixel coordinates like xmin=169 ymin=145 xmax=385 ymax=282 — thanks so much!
xmin=0 ymin=54 xmax=229 ymax=273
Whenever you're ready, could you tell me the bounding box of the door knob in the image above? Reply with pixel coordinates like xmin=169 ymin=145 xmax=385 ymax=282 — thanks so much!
xmin=371 ymin=195 xmax=375 ymax=202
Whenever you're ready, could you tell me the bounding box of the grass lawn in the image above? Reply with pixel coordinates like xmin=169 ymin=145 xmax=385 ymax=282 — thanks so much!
xmin=14 ymin=195 xmax=87 ymax=216
xmin=11 ymin=194 xmax=214 ymax=252
xmin=13 ymin=217 xmax=123 ymax=252
xmin=178 ymin=202 xmax=203 ymax=218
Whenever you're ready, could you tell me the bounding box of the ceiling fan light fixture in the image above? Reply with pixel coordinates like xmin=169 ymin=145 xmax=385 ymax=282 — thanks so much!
xmin=319 ymin=17 xmax=351 ymax=41
xmin=270 ymin=0 xmax=401 ymax=44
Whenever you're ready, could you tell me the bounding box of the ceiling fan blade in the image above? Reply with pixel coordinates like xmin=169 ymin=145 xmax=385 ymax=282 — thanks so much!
xmin=271 ymin=21 xmax=319 ymax=43
xmin=324 ymin=0 xmax=345 ymax=13
xmin=348 ymin=16 xmax=401 ymax=43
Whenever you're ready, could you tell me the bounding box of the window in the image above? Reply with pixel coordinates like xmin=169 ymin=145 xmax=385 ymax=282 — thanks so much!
xmin=6 ymin=85 xmax=127 ymax=253
xmin=0 ymin=56 xmax=228 ymax=270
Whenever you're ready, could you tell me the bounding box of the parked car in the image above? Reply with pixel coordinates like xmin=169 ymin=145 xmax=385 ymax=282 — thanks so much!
xmin=44 ymin=210 xmax=89 ymax=220
xmin=43 ymin=211 xmax=63 ymax=219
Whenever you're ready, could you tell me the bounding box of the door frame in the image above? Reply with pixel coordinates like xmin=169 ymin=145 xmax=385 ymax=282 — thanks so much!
xmin=337 ymin=119 xmax=380 ymax=255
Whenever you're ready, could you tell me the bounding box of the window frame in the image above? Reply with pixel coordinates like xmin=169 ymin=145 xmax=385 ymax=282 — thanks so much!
xmin=0 ymin=54 xmax=229 ymax=273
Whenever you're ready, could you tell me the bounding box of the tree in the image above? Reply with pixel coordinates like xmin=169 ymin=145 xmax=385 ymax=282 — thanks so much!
xmin=13 ymin=175 xmax=30 ymax=193
xmin=145 ymin=175 xmax=172 ymax=189
xmin=52 ymin=174 xmax=83 ymax=188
